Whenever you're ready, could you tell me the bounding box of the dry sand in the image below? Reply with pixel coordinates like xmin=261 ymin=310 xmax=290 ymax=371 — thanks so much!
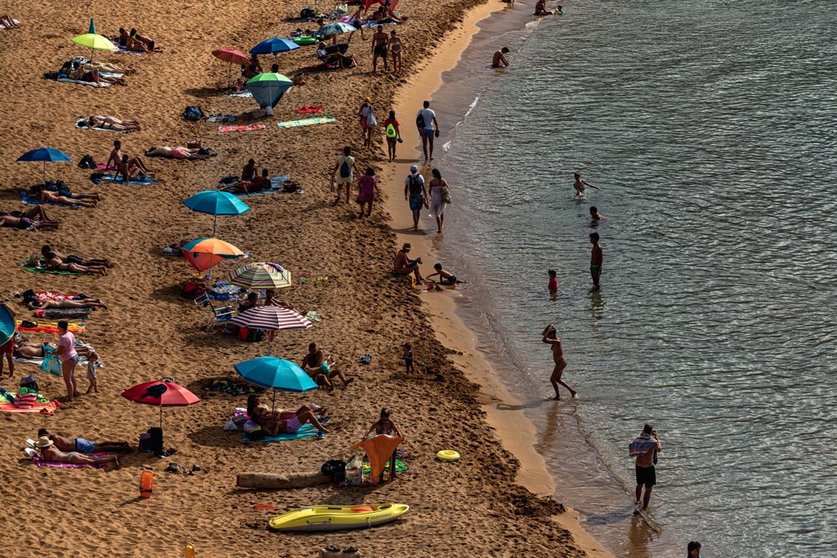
xmin=0 ymin=0 xmax=606 ymax=556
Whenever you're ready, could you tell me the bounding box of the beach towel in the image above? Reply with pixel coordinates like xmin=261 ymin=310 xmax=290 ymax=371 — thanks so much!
xmin=114 ymin=47 xmax=146 ymax=55
xmin=94 ymin=173 xmax=157 ymax=186
xmin=56 ymin=77 xmax=111 ymax=88
xmin=33 ymin=308 xmax=91 ymax=320
xmin=294 ymin=105 xmax=324 ymax=114
xmin=36 ymin=290 xmax=80 ymax=302
xmin=0 ymin=19 xmax=20 ymax=30
xmin=0 ymin=399 xmax=59 ymax=415
xmin=362 ymin=459 xmax=407 ymax=475
xmin=15 ymin=319 xmax=85 ymax=334
xmin=629 ymin=434 xmax=657 ymax=457
xmin=242 ymin=423 xmax=320 ymax=443
xmin=221 ymin=176 xmax=292 ymax=197
xmin=18 ymin=190 xmax=80 ymax=209
xmin=75 ymin=117 xmax=128 ymax=132
xmin=228 ymin=90 xmax=253 ymax=98
xmin=21 ymin=263 xmax=90 ymax=276
xmin=219 ymin=123 xmax=266 ymax=134
xmin=277 ymin=116 xmax=336 ymax=129
xmin=32 ymin=452 xmax=113 ymax=468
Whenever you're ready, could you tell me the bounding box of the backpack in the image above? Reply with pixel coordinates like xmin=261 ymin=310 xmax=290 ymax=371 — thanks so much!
xmin=321 ymin=459 xmax=347 ymax=484
xmin=386 ymin=123 xmax=396 ymax=139
xmin=300 ymin=7 xmax=317 ymax=19
xmin=408 ymin=174 xmax=423 ymax=196
xmin=183 ymin=106 xmax=204 ymax=121
xmin=416 ymin=111 xmax=426 ymax=129
xmin=339 ymin=156 xmax=351 ymax=178
xmin=78 ymin=154 xmax=97 ymax=169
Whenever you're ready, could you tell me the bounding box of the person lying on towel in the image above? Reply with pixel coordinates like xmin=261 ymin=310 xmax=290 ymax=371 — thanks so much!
xmin=1 ymin=207 xmax=59 ymax=229
xmin=246 ymin=394 xmax=328 ymax=436
xmin=38 ymin=428 xmax=131 ymax=454
xmin=34 ymin=436 xmax=120 ymax=466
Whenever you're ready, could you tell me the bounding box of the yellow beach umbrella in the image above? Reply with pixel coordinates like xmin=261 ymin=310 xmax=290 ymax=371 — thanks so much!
xmin=71 ymin=33 xmax=116 ymax=61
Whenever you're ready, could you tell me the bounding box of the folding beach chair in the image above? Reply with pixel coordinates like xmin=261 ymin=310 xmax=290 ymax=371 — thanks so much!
xmin=193 ymin=292 xmax=234 ymax=330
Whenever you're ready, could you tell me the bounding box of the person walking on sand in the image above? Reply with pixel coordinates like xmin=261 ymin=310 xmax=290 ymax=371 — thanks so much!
xmin=492 ymin=47 xmax=510 ymax=68
xmin=390 ymin=29 xmax=403 ymax=73
xmin=574 ymin=172 xmax=601 ymax=197
xmin=629 ymin=424 xmax=662 ymax=511
xmin=404 ymin=165 xmax=428 ymax=231
xmin=357 ymin=167 xmax=379 ymax=218
xmin=416 ymin=100 xmax=439 ymax=162
xmin=371 ymin=25 xmax=388 ymax=73
xmin=332 ymin=146 xmax=360 ymax=204
xmin=364 ymin=408 xmax=403 ymax=482
xmin=542 ymin=324 xmax=576 ymax=400
xmin=57 ymin=320 xmax=79 ymax=401
xmin=383 ymin=110 xmax=402 ymax=162
xmin=590 ymin=232 xmax=603 ymax=290
xmin=427 ymin=168 xmax=450 ymax=233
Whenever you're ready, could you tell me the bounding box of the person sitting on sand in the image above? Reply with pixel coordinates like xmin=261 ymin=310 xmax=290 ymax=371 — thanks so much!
xmin=79 ymin=115 xmax=141 ymax=132
xmin=38 ymin=428 xmax=131 ymax=454
xmin=250 ymin=168 xmax=271 ymax=192
xmin=126 ymin=28 xmax=155 ymax=52
xmin=426 ymin=263 xmax=465 ymax=286
xmin=316 ymin=42 xmax=357 ymax=69
xmin=301 ymin=342 xmax=355 ymax=391
xmin=34 ymin=436 xmax=120 ymax=466
xmin=0 ymin=15 xmax=19 ymax=28
xmin=116 ymin=154 xmax=149 ymax=182
xmin=2 ymin=207 xmax=59 ymax=229
xmin=145 ymin=146 xmax=212 ymax=160
xmin=492 ymin=47 xmax=510 ymax=68
xmin=242 ymin=159 xmax=257 ymax=182
xmin=29 ymin=185 xmax=98 ymax=208
xmin=393 ymin=243 xmax=424 ymax=283
xmin=238 ymin=292 xmax=259 ymax=314
xmin=246 ymin=394 xmax=328 ymax=436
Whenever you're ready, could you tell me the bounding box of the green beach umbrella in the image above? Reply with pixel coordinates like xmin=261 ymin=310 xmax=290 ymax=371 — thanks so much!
xmin=71 ymin=31 xmax=116 ymax=61
xmin=245 ymin=72 xmax=293 ymax=113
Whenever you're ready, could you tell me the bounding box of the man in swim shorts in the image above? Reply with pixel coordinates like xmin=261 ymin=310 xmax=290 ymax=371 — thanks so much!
xmin=371 ymin=25 xmax=388 ymax=73
xmin=492 ymin=47 xmax=510 ymax=68
xmin=630 ymin=424 xmax=661 ymax=510
xmin=590 ymin=232 xmax=603 ymax=290
xmin=34 ymin=436 xmax=120 ymax=466
xmin=404 ymin=165 xmax=428 ymax=231
xmin=416 ymin=101 xmax=439 ymax=162
xmin=331 ymin=146 xmax=360 ymax=204
xmin=38 ymin=428 xmax=132 ymax=453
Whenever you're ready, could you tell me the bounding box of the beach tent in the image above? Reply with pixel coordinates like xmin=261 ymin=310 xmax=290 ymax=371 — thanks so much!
xmin=246 ymin=73 xmax=293 ymax=113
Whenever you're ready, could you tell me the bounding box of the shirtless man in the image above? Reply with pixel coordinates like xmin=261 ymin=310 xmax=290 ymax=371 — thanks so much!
xmin=300 ymin=342 xmax=354 ymax=391
xmin=492 ymin=47 xmax=510 ymax=68
xmin=34 ymin=436 xmax=119 ymax=466
xmin=542 ymin=324 xmax=577 ymax=399
xmin=32 ymin=186 xmax=98 ymax=208
xmin=393 ymin=243 xmax=424 ymax=283
xmin=590 ymin=232 xmax=603 ymax=290
xmin=0 ymin=213 xmax=55 ymax=230
xmin=41 ymin=245 xmax=112 ymax=268
xmin=106 ymin=140 xmax=150 ymax=174
xmin=371 ymin=25 xmax=388 ymax=73
xmin=589 ymin=206 xmax=603 ymax=224
xmin=2 ymin=207 xmax=58 ymax=228
xmin=574 ymin=172 xmax=601 ymax=197
xmin=38 ymin=428 xmax=131 ymax=454
xmin=631 ymin=424 xmax=662 ymax=510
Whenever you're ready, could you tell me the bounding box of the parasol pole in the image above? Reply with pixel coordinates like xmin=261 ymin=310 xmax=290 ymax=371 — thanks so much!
xmin=271 ymin=389 xmax=277 ymax=413
xmin=213 ymin=214 xmax=217 ymax=237
xmin=159 ymin=405 xmax=163 ymax=429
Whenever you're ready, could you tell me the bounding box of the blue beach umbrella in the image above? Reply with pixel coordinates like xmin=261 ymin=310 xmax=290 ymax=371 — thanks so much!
xmin=183 ymin=190 xmax=250 ymax=236
xmin=17 ymin=147 xmax=72 ymax=184
xmin=235 ymin=356 xmax=316 ymax=410
xmin=250 ymin=37 xmax=300 ymax=55
xmin=246 ymin=72 xmax=293 ymax=112
xmin=0 ymin=303 xmax=15 ymax=346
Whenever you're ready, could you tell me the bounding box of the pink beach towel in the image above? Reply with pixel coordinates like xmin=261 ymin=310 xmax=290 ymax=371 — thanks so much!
xmin=0 ymin=399 xmax=60 ymax=415
xmin=218 ymin=124 xmax=267 ymax=134
xmin=32 ymin=452 xmax=113 ymax=468
xmin=36 ymin=290 xmax=80 ymax=302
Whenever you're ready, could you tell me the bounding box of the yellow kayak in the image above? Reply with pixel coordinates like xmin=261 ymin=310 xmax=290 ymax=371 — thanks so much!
xmin=268 ymin=503 xmax=409 ymax=532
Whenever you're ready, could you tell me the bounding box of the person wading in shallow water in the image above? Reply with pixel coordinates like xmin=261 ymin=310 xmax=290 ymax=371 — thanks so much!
xmin=629 ymin=424 xmax=662 ymax=511
xmin=541 ymin=324 xmax=577 ymax=400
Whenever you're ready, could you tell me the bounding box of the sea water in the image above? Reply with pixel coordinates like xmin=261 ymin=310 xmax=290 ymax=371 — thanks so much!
xmin=428 ymin=1 xmax=837 ymax=556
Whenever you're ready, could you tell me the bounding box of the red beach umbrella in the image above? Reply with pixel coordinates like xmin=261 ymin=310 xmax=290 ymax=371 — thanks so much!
xmin=122 ymin=379 xmax=201 ymax=428
xmin=212 ymin=48 xmax=250 ymax=88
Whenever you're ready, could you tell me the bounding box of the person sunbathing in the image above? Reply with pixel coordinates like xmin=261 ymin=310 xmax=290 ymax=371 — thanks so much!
xmin=41 ymin=245 xmax=112 ymax=268
xmin=145 ymin=146 xmax=212 ymax=160
xmin=2 ymin=207 xmax=59 ymax=228
xmin=116 ymin=154 xmax=148 ymax=181
xmin=301 ymin=343 xmax=354 ymax=391
xmin=67 ymin=66 xmax=126 ymax=86
xmin=38 ymin=428 xmax=131 ymax=454
xmin=80 ymin=115 xmax=141 ymax=132
xmin=27 ymin=298 xmax=107 ymax=310
xmin=246 ymin=394 xmax=328 ymax=436
xmin=13 ymin=335 xmax=99 ymax=369
xmin=34 ymin=436 xmax=119 ymax=466
xmin=0 ymin=15 xmax=19 ymax=28
xmin=0 ymin=214 xmax=43 ymax=230
xmin=29 ymin=185 xmax=98 ymax=208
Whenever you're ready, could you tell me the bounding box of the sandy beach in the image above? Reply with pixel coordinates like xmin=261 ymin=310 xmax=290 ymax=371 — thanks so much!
xmin=1 ymin=0 xmax=607 ymax=556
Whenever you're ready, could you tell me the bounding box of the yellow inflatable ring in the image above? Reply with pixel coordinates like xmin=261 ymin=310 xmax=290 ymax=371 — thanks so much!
xmin=436 ymin=450 xmax=460 ymax=462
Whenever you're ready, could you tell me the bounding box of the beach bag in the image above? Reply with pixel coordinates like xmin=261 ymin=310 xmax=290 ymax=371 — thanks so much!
xmin=416 ymin=111 xmax=425 ymax=129
xmin=339 ymin=156 xmax=351 ymax=178
xmin=366 ymin=109 xmax=377 ymax=128
xmin=300 ymin=7 xmax=317 ymax=19
xmin=78 ymin=154 xmax=97 ymax=169
xmin=183 ymin=106 xmax=204 ymax=121
xmin=321 ymin=459 xmax=347 ymax=484
xmin=386 ymin=123 xmax=397 ymax=139
xmin=442 ymin=184 xmax=452 ymax=204
xmin=345 ymin=455 xmax=364 ymax=486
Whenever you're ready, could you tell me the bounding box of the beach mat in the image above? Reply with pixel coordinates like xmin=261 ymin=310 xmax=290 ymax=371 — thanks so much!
xmin=221 ymin=176 xmax=292 ymax=197
xmin=362 ymin=459 xmax=408 ymax=474
xmin=242 ymin=423 xmax=319 ymax=443
xmin=277 ymin=116 xmax=336 ymax=129
xmin=21 ymin=264 xmax=90 ymax=276
xmin=228 ymin=90 xmax=253 ymax=98
xmin=219 ymin=123 xmax=266 ymax=133
xmin=32 ymin=452 xmax=113 ymax=468
xmin=95 ymin=174 xmax=157 ymax=186
xmin=16 ymin=319 xmax=86 ymax=334
xmin=18 ymin=190 xmax=80 ymax=209
xmin=0 ymin=399 xmax=59 ymax=415
xmin=56 ymin=77 xmax=111 ymax=87
xmin=206 ymin=114 xmax=237 ymax=123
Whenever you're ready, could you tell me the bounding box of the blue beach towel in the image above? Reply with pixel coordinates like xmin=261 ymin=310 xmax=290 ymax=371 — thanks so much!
xmin=18 ymin=191 xmax=80 ymax=209
xmin=242 ymin=423 xmax=320 ymax=442
xmin=95 ymin=174 xmax=157 ymax=186
xmin=223 ymin=176 xmax=291 ymax=197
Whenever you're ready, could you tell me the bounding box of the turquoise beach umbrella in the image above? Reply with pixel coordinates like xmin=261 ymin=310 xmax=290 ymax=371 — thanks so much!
xmin=183 ymin=190 xmax=250 ymax=236
xmin=234 ymin=356 xmax=316 ymax=392
xmin=0 ymin=303 xmax=15 ymax=345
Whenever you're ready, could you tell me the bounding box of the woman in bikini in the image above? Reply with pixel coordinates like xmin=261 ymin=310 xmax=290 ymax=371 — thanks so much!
xmin=246 ymin=394 xmax=328 ymax=436
xmin=32 ymin=186 xmax=98 ymax=208
xmin=28 ymin=298 xmax=108 ymax=310
xmin=82 ymin=115 xmax=141 ymax=132
xmin=389 ymin=30 xmax=403 ymax=73
xmin=364 ymin=408 xmax=403 ymax=481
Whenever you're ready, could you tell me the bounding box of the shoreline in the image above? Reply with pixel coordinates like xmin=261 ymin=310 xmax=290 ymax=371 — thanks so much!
xmin=379 ymin=2 xmax=612 ymax=556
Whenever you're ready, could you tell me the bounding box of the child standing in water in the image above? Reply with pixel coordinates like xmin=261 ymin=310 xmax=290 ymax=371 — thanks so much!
xmin=547 ymin=269 xmax=558 ymax=298
xmin=542 ymin=324 xmax=577 ymax=400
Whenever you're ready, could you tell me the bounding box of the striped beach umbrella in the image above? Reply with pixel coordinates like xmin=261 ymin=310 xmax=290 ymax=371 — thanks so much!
xmin=228 ymin=306 xmax=311 ymax=332
xmin=229 ymin=262 xmax=292 ymax=290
